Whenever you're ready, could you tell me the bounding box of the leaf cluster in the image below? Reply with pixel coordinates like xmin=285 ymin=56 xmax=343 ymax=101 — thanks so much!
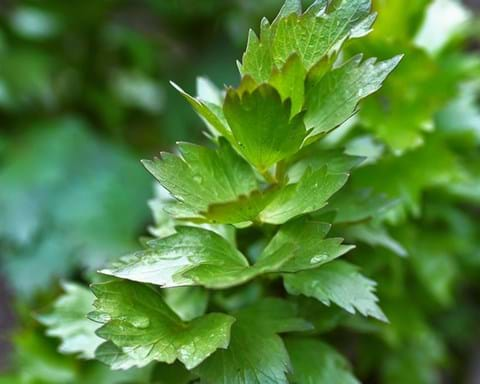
xmin=28 ymin=0 xmax=480 ymax=383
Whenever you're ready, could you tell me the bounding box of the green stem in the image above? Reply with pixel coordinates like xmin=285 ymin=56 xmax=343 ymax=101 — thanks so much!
xmin=275 ymin=160 xmax=287 ymax=184
xmin=261 ymin=169 xmax=277 ymax=184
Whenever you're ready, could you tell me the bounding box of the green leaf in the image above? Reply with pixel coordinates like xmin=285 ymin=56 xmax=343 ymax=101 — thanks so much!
xmin=271 ymin=1 xmax=374 ymax=69
xmin=413 ymin=246 xmax=457 ymax=307
xmin=259 ymin=219 xmax=354 ymax=272
xmin=321 ymin=188 xmax=398 ymax=224
xmin=240 ymin=0 xmax=376 ymax=82
xmin=398 ymin=227 xmax=458 ymax=305
xmin=11 ymin=330 xmax=77 ymax=384
xmin=269 ymin=54 xmax=306 ymax=116
xmin=205 ymin=165 xmax=348 ymax=225
xmin=351 ymin=138 xmax=462 ymax=218
xmin=295 ymin=297 xmax=348 ymax=334
xmin=100 ymin=227 xmax=250 ymax=288
xmin=224 ymin=84 xmax=306 ymax=172
xmin=171 ymin=81 xmax=233 ymax=140
xmin=379 ymin=300 xmax=446 ymax=384
xmin=285 ymin=338 xmax=359 ymax=384
xmin=0 ymin=375 xmax=20 ymax=384
xmin=345 ymin=222 xmax=407 ymax=257
xmin=148 ymin=183 xmax=237 ymax=242
xmin=366 ymin=0 xmax=429 ymax=41
xmin=284 ymin=261 xmax=387 ymax=321
xmin=357 ymin=46 xmax=463 ymax=152
xmin=204 ymin=189 xmax=276 ymax=226
xmin=436 ymin=81 xmax=480 ymax=141
xmin=196 ymin=299 xmax=312 ymax=384
xmin=144 ymin=140 xmax=348 ymax=226
xmin=239 ymin=25 xmax=274 ymax=84
xmin=304 ymin=54 xmax=402 ymax=140
xmin=0 ymin=118 xmax=151 ymax=296
xmin=38 ymin=282 xmax=102 ymax=359
xmin=142 ymin=139 xmax=257 ymax=218
xmin=89 ymin=280 xmax=235 ymax=370
xmin=102 ymin=221 xmax=352 ymax=289
xmin=7 ymin=330 xmax=151 ymax=384
xmin=414 ymin=0 xmax=470 ymax=55
xmin=259 ymin=167 xmax=348 ymax=224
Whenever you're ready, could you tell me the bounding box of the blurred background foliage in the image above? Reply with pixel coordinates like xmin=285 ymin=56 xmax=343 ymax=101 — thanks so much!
xmin=1 ymin=0 xmax=480 ymax=383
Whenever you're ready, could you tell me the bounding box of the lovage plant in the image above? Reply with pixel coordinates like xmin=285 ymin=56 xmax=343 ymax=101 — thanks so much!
xmin=82 ymin=0 xmax=400 ymax=380
xmin=42 ymin=0 xmax=404 ymax=382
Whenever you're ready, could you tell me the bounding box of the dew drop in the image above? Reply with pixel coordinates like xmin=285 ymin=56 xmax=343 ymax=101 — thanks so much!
xmin=311 ymin=254 xmax=328 ymax=264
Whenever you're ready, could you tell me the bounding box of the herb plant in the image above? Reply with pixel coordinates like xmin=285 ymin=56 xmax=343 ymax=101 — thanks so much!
xmin=85 ymin=0 xmax=399 ymax=380
xmin=21 ymin=0 xmax=480 ymax=383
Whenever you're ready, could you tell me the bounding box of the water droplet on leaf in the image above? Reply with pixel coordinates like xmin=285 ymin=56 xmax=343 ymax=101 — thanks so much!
xmin=310 ymin=254 xmax=328 ymax=264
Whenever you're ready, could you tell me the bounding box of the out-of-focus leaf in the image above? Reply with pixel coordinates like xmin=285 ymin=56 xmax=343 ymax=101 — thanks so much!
xmin=111 ymin=71 xmax=164 ymax=113
xmin=380 ymin=300 xmax=446 ymax=384
xmin=369 ymin=0 xmax=429 ymax=42
xmin=38 ymin=282 xmax=102 ymax=359
xmin=7 ymin=329 xmax=152 ymax=383
xmin=398 ymin=227 xmax=459 ymax=306
xmin=351 ymin=137 xmax=462 ymax=218
xmin=319 ymin=188 xmax=398 ymax=224
xmin=286 ymin=337 xmax=359 ymax=384
xmin=436 ymin=81 xmax=480 ymax=141
xmin=345 ymin=222 xmax=407 ymax=257
xmin=150 ymin=361 xmax=196 ymax=384
xmin=9 ymin=7 xmax=60 ymax=40
xmin=414 ymin=0 xmax=471 ymax=55
xmin=284 ymin=260 xmax=387 ymax=321
xmin=0 ymin=118 xmax=151 ymax=296
xmin=356 ymin=46 xmax=462 ymax=152
xmin=12 ymin=330 xmax=77 ymax=384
